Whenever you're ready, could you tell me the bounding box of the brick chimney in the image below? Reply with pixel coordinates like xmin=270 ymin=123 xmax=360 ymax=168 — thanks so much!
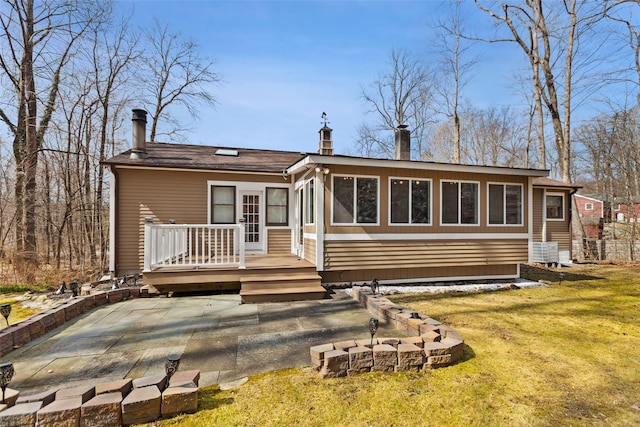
xmin=318 ymin=124 xmax=334 ymax=156
xmin=395 ymin=124 xmax=410 ymax=160
xmin=130 ymin=109 xmax=148 ymax=159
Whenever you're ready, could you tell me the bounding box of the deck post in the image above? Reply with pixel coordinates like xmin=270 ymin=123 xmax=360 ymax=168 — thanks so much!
xmin=143 ymin=218 xmax=153 ymax=271
xmin=238 ymin=219 xmax=246 ymax=269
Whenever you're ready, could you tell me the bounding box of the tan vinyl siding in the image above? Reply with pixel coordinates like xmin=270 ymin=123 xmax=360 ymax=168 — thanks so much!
xmin=532 ymin=187 xmax=571 ymax=250
xmin=322 ymin=164 xmax=529 ymax=235
xmin=321 ymin=264 xmax=518 ymax=284
xmin=267 ymin=229 xmax=291 ymax=254
xmin=533 ymin=188 xmax=543 ymax=242
xmin=303 ymin=238 xmax=316 ymax=265
xmin=324 ymin=239 xmax=528 ymax=271
xmin=116 ymin=167 xmax=288 ymax=274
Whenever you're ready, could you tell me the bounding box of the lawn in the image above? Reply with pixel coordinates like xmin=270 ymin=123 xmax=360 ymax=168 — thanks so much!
xmin=149 ymin=263 xmax=640 ymax=427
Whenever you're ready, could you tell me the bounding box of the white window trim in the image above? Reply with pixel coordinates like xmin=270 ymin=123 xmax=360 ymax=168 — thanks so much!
xmin=388 ymin=177 xmax=432 ymax=226
xmin=304 ymin=177 xmax=315 ymax=226
xmin=331 ymin=174 xmax=380 ymax=226
xmin=440 ymin=180 xmax=480 ymax=226
xmin=585 ymin=203 xmax=593 ymax=211
xmin=545 ymin=192 xmax=565 ymax=221
xmin=486 ymin=182 xmax=524 ymax=227
xmin=207 ymin=180 xmax=292 ymax=227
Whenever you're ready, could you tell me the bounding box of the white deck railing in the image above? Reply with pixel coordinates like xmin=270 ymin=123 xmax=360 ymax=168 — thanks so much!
xmin=144 ymin=222 xmax=245 ymax=271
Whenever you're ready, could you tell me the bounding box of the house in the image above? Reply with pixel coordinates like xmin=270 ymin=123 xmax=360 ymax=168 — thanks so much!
xmin=575 ymin=194 xmax=604 ymax=219
xmin=613 ymin=201 xmax=640 ymax=222
xmin=102 ymin=110 xmax=577 ymax=302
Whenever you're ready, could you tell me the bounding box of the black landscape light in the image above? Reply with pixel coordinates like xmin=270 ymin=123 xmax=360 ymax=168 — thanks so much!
xmin=165 ymin=354 xmax=181 ymax=379
xmin=55 ymin=281 xmax=67 ymax=295
xmin=69 ymin=279 xmax=79 ymax=297
xmin=0 ymin=303 xmax=11 ymax=327
xmin=0 ymin=362 xmax=14 ymax=404
xmin=369 ymin=317 xmax=379 ymax=347
xmin=370 ymin=278 xmax=379 ymax=295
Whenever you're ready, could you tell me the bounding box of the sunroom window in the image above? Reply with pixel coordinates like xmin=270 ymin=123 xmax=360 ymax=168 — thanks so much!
xmin=332 ymin=175 xmax=378 ymax=224
xmin=390 ymin=178 xmax=431 ymax=224
xmin=489 ymin=184 xmax=522 ymax=225
xmin=441 ymin=181 xmax=479 ymax=225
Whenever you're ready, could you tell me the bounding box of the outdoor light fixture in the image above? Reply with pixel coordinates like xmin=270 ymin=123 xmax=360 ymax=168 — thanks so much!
xmin=165 ymin=354 xmax=181 ymax=379
xmin=0 ymin=303 xmax=11 ymax=327
xmin=55 ymin=281 xmax=67 ymax=295
xmin=314 ymin=166 xmax=330 ymax=175
xmin=0 ymin=362 xmax=14 ymax=404
xmin=369 ymin=317 xmax=379 ymax=347
xmin=69 ymin=279 xmax=80 ymax=297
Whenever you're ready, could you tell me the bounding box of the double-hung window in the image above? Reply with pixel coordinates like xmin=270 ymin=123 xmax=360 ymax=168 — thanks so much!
xmin=546 ymin=193 xmax=564 ymax=220
xmin=488 ymin=183 xmax=523 ymax=225
xmin=211 ymin=186 xmax=236 ymax=224
xmin=332 ymin=175 xmax=378 ymax=224
xmin=441 ymin=181 xmax=479 ymax=225
xmin=390 ymin=178 xmax=431 ymax=224
xmin=266 ymin=187 xmax=288 ymax=226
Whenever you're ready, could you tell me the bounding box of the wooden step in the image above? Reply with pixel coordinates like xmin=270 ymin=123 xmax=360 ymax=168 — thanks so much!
xmin=240 ymin=273 xmax=326 ymax=303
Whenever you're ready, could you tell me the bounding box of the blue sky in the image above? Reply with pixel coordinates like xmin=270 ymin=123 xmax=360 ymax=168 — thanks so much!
xmin=120 ymin=1 xmax=634 ymax=155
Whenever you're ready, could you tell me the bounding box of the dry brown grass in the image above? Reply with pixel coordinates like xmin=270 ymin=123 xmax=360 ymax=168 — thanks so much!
xmin=149 ymin=263 xmax=640 ymax=427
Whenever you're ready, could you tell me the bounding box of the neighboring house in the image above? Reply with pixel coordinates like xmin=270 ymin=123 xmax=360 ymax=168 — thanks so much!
xmin=102 ymin=110 xmax=577 ymax=301
xmin=575 ymin=194 xmax=604 ymax=219
xmin=613 ymin=201 xmax=640 ymax=222
xmin=574 ymin=194 xmax=604 ymax=238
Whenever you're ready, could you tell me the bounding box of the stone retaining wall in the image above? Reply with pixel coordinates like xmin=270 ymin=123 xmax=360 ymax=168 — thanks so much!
xmin=310 ymin=285 xmax=465 ymax=378
xmin=0 ymin=369 xmax=199 ymax=426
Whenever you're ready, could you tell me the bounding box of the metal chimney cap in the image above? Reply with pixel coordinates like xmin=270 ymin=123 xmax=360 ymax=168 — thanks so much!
xmin=132 ymin=109 xmax=148 ymax=122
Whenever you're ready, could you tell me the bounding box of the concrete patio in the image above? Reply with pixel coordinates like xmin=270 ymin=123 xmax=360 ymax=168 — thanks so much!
xmin=2 ymin=290 xmax=401 ymax=393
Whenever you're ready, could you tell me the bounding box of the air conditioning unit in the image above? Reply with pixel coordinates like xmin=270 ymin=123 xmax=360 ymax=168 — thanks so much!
xmin=532 ymin=242 xmax=559 ymax=264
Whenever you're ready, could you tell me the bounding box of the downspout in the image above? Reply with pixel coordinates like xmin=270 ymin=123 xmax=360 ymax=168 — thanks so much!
xmin=528 ymin=177 xmax=534 ymax=263
xmin=542 ymin=188 xmax=547 ymax=243
xmin=109 ymin=165 xmax=119 ymax=277
xmin=569 ymin=187 xmax=579 ymax=262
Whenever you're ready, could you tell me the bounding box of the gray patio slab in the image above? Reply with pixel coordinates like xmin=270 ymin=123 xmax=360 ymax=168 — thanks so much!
xmin=3 ymin=290 xmax=405 ymax=393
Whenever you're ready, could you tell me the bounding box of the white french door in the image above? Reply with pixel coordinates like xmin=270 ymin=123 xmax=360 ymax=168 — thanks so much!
xmin=241 ymin=191 xmax=263 ymax=252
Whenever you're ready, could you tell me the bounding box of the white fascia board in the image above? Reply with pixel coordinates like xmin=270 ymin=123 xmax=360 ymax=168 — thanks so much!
xmin=287 ymin=155 xmax=549 ymax=177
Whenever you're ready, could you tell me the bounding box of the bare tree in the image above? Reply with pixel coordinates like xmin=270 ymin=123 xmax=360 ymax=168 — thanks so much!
xmin=141 ymin=19 xmax=221 ymax=142
xmin=432 ymin=0 xmax=479 ymax=164
xmin=475 ymin=0 xmax=617 ymax=182
xmin=356 ymin=49 xmax=434 ymax=159
xmin=0 ymin=0 xmax=107 ymax=272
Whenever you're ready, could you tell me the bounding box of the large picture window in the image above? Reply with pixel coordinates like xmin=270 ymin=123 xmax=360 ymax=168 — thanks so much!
xmin=489 ymin=184 xmax=523 ymax=225
xmin=546 ymin=194 xmax=564 ymax=220
xmin=390 ymin=178 xmax=431 ymax=224
xmin=266 ymin=187 xmax=288 ymax=226
xmin=441 ymin=181 xmax=479 ymax=225
xmin=332 ymin=175 xmax=378 ymax=224
xmin=211 ymin=186 xmax=235 ymax=224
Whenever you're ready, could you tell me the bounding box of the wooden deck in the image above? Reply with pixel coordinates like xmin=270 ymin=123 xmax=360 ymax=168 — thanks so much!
xmin=143 ymin=254 xmax=326 ymax=302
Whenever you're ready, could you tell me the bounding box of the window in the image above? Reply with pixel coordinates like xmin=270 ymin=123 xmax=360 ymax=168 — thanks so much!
xmin=390 ymin=178 xmax=431 ymax=224
xmin=332 ymin=175 xmax=378 ymax=224
xmin=488 ymin=184 xmax=522 ymax=225
xmin=305 ymin=179 xmax=314 ymax=224
xmin=441 ymin=181 xmax=479 ymax=225
xmin=211 ymin=186 xmax=235 ymax=224
xmin=546 ymin=194 xmax=564 ymax=220
xmin=266 ymin=187 xmax=288 ymax=226
xmin=585 ymin=203 xmax=594 ymax=211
